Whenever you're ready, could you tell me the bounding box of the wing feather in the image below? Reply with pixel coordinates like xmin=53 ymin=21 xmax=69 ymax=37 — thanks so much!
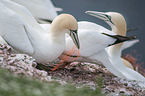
xmin=0 ymin=3 xmax=34 ymax=55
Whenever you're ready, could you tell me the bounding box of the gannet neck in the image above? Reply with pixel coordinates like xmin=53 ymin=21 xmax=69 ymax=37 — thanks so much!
xmin=111 ymin=24 xmax=126 ymax=36
xmin=49 ymin=14 xmax=78 ymax=41
xmin=106 ymin=12 xmax=127 ymax=55
xmin=108 ymin=44 xmax=122 ymax=58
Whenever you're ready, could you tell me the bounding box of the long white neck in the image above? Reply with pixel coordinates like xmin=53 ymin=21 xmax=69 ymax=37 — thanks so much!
xmin=49 ymin=20 xmax=66 ymax=43
xmin=107 ymin=13 xmax=145 ymax=81
xmin=108 ymin=44 xmax=122 ymax=58
xmin=108 ymin=17 xmax=127 ymax=57
xmin=111 ymin=22 xmax=126 ymax=36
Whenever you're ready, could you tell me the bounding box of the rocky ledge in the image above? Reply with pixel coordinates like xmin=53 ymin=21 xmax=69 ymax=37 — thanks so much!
xmin=0 ymin=44 xmax=145 ymax=95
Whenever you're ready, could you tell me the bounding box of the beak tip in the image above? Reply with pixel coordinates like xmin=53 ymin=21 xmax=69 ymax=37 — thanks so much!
xmin=77 ymin=41 xmax=80 ymax=49
xmin=77 ymin=46 xmax=80 ymax=49
xmin=85 ymin=11 xmax=89 ymax=13
xmin=75 ymin=42 xmax=80 ymax=49
xmin=85 ymin=11 xmax=93 ymax=14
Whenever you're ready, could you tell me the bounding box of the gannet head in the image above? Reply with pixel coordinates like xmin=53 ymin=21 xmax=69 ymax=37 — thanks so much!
xmin=85 ymin=11 xmax=127 ymax=36
xmin=50 ymin=14 xmax=80 ymax=49
xmin=121 ymin=58 xmax=134 ymax=70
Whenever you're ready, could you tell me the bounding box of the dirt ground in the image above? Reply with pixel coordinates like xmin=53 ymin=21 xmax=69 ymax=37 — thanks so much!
xmin=0 ymin=44 xmax=145 ymax=95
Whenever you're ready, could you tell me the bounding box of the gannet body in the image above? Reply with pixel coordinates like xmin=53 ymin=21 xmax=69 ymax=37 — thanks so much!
xmin=0 ymin=0 xmax=80 ymax=63
xmin=86 ymin=11 xmax=145 ymax=81
xmin=85 ymin=11 xmax=139 ymax=70
xmin=59 ymin=20 xmax=135 ymax=78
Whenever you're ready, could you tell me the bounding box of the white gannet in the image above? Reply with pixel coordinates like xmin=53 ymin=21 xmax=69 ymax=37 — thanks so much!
xmin=86 ymin=11 xmax=145 ymax=81
xmin=84 ymin=10 xmax=139 ymax=70
xmin=80 ymin=23 xmax=139 ymax=70
xmin=38 ymin=24 xmax=137 ymax=70
xmin=0 ymin=1 xmax=80 ymax=63
xmin=58 ymin=20 xmax=136 ymax=78
xmin=10 ymin=0 xmax=58 ymax=23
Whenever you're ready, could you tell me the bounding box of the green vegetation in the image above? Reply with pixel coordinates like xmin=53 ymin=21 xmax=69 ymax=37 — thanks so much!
xmin=96 ymin=77 xmax=103 ymax=88
xmin=0 ymin=67 xmax=104 ymax=96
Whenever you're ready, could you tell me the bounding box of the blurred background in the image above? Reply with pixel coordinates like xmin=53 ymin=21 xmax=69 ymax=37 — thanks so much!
xmin=53 ymin=0 xmax=145 ymax=68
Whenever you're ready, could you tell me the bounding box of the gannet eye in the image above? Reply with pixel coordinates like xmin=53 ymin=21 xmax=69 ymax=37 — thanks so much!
xmin=69 ymin=29 xmax=77 ymax=33
xmin=104 ymin=15 xmax=114 ymax=25
xmin=69 ymin=29 xmax=77 ymax=36
xmin=105 ymin=15 xmax=111 ymax=20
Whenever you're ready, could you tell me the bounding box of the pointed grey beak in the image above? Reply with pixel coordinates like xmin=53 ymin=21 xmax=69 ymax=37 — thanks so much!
xmin=69 ymin=29 xmax=80 ymax=49
xmin=85 ymin=11 xmax=114 ymax=25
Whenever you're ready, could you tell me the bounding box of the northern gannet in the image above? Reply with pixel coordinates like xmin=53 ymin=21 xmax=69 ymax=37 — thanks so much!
xmin=86 ymin=11 xmax=145 ymax=81
xmin=58 ymin=21 xmax=135 ymax=78
xmin=0 ymin=1 xmax=80 ymax=63
xmin=84 ymin=10 xmax=139 ymax=70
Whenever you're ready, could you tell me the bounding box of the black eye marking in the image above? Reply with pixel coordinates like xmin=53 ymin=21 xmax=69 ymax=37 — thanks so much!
xmin=105 ymin=15 xmax=111 ymax=20
xmin=69 ymin=29 xmax=77 ymax=33
xmin=104 ymin=15 xmax=114 ymax=25
xmin=69 ymin=29 xmax=78 ymax=36
xmin=73 ymin=29 xmax=78 ymax=33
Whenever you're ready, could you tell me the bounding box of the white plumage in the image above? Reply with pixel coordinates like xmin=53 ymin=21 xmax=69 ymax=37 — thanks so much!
xmin=0 ymin=0 xmax=80 ymax=63
xmin=86 ymin=11 xmax=145 ymax=81
xmin=59 ymin=21 xmax=133 ymax=78
xmin=10 ymin=0 xmax=58 ymax=23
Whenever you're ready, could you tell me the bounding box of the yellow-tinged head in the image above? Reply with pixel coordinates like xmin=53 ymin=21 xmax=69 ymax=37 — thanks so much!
xmin=51 ymin=14 xmax=78 ymax=31
xmin=105 ymin=12 xmax=126 ymax=36
xmin=85 ymin=11 xmax=127 ymax=36
xmin=50 ymin=14 xmax=80 ymax=49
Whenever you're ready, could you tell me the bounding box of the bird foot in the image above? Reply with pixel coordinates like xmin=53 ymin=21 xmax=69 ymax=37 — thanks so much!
xmin=52 ymin=46 xmax=80 ymax=71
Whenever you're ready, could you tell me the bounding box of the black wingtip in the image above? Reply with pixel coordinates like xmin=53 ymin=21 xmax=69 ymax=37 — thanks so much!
xmin=102 ymin=33 xmax=137 ymax=46
xmin=38 ymin=18 xmax=53 ymax=23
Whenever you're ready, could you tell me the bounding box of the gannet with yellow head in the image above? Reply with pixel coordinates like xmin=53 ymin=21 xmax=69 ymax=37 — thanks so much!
xmin=59 ymin=12 xmax=136 ymax=78
xmin=0 ymin=0 xmax=80 ymax=63
xmin=86 ymin=11 xmax=145 ymax=81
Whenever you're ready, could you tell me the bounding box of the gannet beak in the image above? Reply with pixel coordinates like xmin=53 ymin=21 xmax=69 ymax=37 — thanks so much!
xmin=69 ymin=29 xmax=80 ymax=49
xmin=85 ymin=11 xmax=114 ymax=25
